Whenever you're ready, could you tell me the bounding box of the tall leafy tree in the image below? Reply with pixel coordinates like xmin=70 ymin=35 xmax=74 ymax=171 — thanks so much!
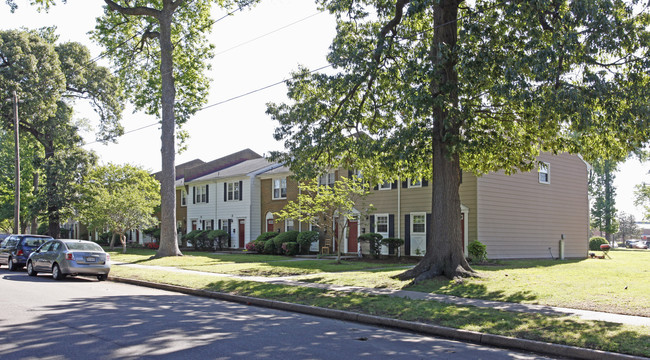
xmin=268 ymin=1 xmax=650 ymax=280
xmin=78 ymin=163 xmax=161 ymax=254
xmin=15 ymin=0 xmax=260 ymax=257
xmin=0 ymin=29 xmax=122 ymax=237
xmin=589 ymin=159 xmax=618 ymax=243
xmin=634 ymin=183 xmax=650 ymax=220
xmin=615 ymin=212 xmax=641 ymax=242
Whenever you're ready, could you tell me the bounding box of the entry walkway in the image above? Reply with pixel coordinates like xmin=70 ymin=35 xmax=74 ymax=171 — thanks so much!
xmin=114 ymin=262 xmax=650 ymax=327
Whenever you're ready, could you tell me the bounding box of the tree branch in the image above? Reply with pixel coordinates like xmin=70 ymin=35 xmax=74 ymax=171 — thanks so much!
xmin=104 ymin=0 xmax=161 ymax=18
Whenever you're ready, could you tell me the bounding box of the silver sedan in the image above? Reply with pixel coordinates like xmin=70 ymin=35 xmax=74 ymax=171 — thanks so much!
xmin=27 ymin=239 xmax=110 ymax=281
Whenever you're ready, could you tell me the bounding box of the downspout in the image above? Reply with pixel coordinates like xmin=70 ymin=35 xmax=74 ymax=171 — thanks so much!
xmin=397 ymin=176 xmax=401 ymax=239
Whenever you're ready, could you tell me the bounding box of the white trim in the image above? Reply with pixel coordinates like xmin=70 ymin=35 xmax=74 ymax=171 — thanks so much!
xmin=408 ymin=179 xmax=422 ymax=188
xmin=265 ymin=212 xmax=274 ymax=232
xmin=538 ymin=162 xmax=550 ymax=184
xmin=379 ymin=181 xmax=392 ymax=190
xmin=410 ymin=212 xmax=427 ymax=256
xmin=272 ymin=177 xmax=287 ymax=200
xmin=461 ymin=204 xmax=470 ymax=258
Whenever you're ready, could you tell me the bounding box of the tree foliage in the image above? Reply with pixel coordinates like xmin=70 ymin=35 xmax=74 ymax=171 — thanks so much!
xmin=615 ymin=212 xmax=641 ymax=242
xmin=589 ymin=159 xmax=618 ymax=242
xmin=634 ymin=183 xmax=650 ymax=221
xmin=274 ymin=176 xmax=374 ymax=262
xmin=268 ymin=0 xmax=650 ymax=280
xmin=0 ymin=29 xmax=121 ymax=236
xmin=77 ymin=163 xmax=160 ymax=254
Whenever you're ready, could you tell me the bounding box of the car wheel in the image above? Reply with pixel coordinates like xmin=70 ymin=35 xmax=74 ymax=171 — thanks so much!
xmin=8 ymin=257 xmax=17 ymax=271
xmin=97 ymin=274 xmax=108 ymax=281
xmin=52 ymin=263 xmax=65 ymax=280
xmin=27 ymin=261 xmax=37 ymax=276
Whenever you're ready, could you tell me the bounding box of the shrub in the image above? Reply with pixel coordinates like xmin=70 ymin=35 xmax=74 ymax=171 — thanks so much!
xmin=297 ymin=231 xmax=319 ymax=254
xmin=144 ymin=242 xmax=159 ymax=249
xmin=142 ymin=227 xmax=161 ymax=241
xmin=193 ymin=230 xmax=211 ymax=250
xmin=589 ymin=236 xmax=609 ymax=251
xmin=359 ymin=233 xmax=383 ymax=258
xmin=468 ymin=240 xmax=488 ymax=263
xmin=381 ymin=237 xmax=405 ymax=256
xmin=264 ymin=239 xmax=276 ymax=254
xmin=245 ymin=242 xmax=256 ymax=251
xmin=284 ymin=242 xmax=299 ymax=256
xmin=253 ymin=240 xmax=266 ymax=253
xmin=207 ymin=229 xmax=229 ymax=250
xmin=273 ymin=231 xmax=300 ymax=254
xmin=256 ymin=232 xmax=278 ymax=242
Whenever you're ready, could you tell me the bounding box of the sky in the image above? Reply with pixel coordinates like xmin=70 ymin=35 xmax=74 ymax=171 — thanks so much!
xmin=1 ymin=0 xmax=648 ymax=221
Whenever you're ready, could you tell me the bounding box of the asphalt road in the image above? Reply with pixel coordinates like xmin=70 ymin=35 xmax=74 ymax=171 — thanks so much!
xmin=0 ymin=269 xmax=557 ymax=360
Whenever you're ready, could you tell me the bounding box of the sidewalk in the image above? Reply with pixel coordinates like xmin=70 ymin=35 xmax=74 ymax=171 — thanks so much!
xmin=114 ymin=262 xmax=650 ymax=327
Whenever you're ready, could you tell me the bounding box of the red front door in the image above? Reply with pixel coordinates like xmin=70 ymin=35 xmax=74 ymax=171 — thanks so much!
xmin=348 ymin=220 xmax=358 ymax=253
xmin=239 ymin=219 xmax=245 ymax=248
xmin=267 ymin=219 xmax=274 ymax=232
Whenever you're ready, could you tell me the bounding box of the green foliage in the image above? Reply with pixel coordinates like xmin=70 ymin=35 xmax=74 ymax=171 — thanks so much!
xmin=381 ymin=238 xmax=405 ymax=256
xmin=615 ymin=213 xmax=641 ymax=241
xmin=256 ymin=232 xmax=278 ymax=242
xmin=207 ymin=229 xmax=229 ymax=250
xmin=183 ymin=230 xmax=202 ymax=241
xmin=297 ymin=231 xmax=319 ymax=254
xmin=263 ymin=239 xmax=276 ymax=255
xmin=634 ymin=183 xmax=650 ymax=221
xmin=589 ymin=159 xmax=618 ymax=240
xmin=359 ymin=233 xmax=383 ymax=259
xmin=253 ymin=240 xmax=266 ymax=253
xmin=273 ymin=231 xmax=299 ymax=254
xmin=284 ymin=242 xmax=299 ymax=256
xmin=589 ymin=237 xmax=609 ymax=251
xmin=143 ymin=227 xmax=161 ymax=241
xmin=468 ymin=240 xmax=488 ymax=264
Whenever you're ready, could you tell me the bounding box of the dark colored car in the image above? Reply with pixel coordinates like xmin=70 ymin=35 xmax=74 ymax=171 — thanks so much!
xmin=0 ymin=234 xmax=53 ymax=270
xmin=27 ymin=239 xmax=110 ymax=281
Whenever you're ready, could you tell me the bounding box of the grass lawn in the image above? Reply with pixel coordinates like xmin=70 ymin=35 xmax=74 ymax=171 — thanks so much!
xmin=108 ymin=248 xmax=650 ymax=316
xmin=109 ymin=265 xmax=650 ymax=357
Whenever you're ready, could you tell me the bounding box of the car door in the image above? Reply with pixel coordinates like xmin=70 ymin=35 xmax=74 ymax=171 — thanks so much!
xmin=32 ymin=241 xmax=53 ymax=271
xmin=41 ymin=241 xmax=62 ymax=271
xmin=0 ymin=237 xmax=17 ymax=265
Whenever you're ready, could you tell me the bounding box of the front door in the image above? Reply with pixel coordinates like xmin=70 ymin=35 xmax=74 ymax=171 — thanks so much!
xmin=347 ymin=220 xmax=358 ymax=253
xmin=410 ymin=213 xmax=426 ymax=256
xmin=267 ymin=219 xmax=274 ymax=232
xmin=238 ymin=219 xmax=245 ymax=248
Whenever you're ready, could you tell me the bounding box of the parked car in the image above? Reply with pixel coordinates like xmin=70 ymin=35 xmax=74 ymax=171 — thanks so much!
xmin=632 ymin=241 xmax=648 ymax=249
xmin=0 ymin=234 xmax=10 ymax=242
xmin=27 ymin=239 xmax=110 ymax=281
xmin=625 ymin=239 xmax=642 ymax=248
xmin=0 ymin=234 xmax=53 ymax=270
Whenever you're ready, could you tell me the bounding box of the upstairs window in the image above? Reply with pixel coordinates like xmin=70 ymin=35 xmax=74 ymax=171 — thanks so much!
xmin=181 ymin=189 xmax=187 ymax=207
xmin=273 ymin=178 xmax=287 ymax=199
xmin=227 ymin=182 xmax=240 ymax=201
xmin=408 ymin=179 xmax=422 ymax=188
xmin=319 ymin=172 xmax=335 ymax=187
xmin=194 ymin=185 xmax=209 ymax=204
xmin=538 ymin=162 xmax=550 ymax=184
xmin=379 ymin=181 xmax=392 ymax=190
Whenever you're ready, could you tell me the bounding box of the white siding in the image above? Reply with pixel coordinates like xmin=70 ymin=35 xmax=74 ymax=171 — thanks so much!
xmin=186 ymin=182 xmax=218 ymax=232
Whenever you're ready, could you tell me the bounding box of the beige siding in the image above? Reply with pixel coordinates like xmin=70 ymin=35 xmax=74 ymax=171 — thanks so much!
xmin=476 ymin=153 xmax=588 ymax=259
xmin=459 ymin=172 xmax=478 ymax=245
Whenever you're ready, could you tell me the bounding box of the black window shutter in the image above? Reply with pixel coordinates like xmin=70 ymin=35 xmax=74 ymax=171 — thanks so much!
xmin=370 ymin=215 xmax=375 ymax=233
xmin=223 ymin=183 xmax=227 ymax=202
xmin=460 ymin=171 xmax=463 ymax=184
xmin=402 ymin=181 xmax=408 ymax=188
xmin=205 ymin=184 xmax=209 ymax=203
xmin=239 ymin=180 xmax=243 ymax=201
xmin=228 ymin=219 xmax=233 ymax=247
xmin=388 ymin=214 xmax=395 ymax=254
xmin=192 ymin=187 xmax=196 ymax=204
xmin=218 ymin=219 xmax=222 ymax=229
xmin=422 ymin=179 xmax=428 ymax=187
xmin=211 ymin=219 xmax=214 ymax=230
xmin=404 ymin=215 xmax=411 ymax=255
xmin=392 ymin=180 xmax=397 ymax=189
xmin=426 ymin=213 xmax=432 ymax=249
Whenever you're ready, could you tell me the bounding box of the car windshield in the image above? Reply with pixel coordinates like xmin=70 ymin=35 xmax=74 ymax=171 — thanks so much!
xmin=65 ymin=242 xmax=104 ymax=252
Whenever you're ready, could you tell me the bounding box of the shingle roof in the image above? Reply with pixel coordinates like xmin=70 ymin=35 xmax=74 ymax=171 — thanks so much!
xmin=189 ymin=158 xmax=279 ymax=182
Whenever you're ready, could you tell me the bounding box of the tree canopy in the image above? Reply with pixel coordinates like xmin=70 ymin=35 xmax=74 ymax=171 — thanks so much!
xmin=268 ymin=0 xmax=650 ymax=280
xmin=77 ymin=163 xmax=160 ymax=253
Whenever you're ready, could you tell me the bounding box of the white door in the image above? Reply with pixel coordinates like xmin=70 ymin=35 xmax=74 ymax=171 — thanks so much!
xmin=410 ymin=213 xmax=426 ymax=256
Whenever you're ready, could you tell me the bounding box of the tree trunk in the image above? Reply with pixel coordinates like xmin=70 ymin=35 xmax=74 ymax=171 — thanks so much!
xmin=110 ymin=233 xmax=116 ymax=249
xmin=30 ymin=171 xmax=39 ymax=233
xmin=44 ymin=141 xmax=61 ymax=238
xmin=121 ymin=233 xmax=127 ymax=254
xmin=155 ymin=3 xmax=182 ymax=258
xmin=397 ymin=0 xmax=474 ymax=282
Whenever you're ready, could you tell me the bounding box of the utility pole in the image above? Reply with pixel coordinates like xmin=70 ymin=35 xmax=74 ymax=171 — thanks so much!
xmin=13 ymin=91 xmax=20 ymax=235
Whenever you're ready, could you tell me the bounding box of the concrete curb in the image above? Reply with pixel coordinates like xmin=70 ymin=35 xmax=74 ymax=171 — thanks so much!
xmin=109 ymin=276 xmax=647 ymax=360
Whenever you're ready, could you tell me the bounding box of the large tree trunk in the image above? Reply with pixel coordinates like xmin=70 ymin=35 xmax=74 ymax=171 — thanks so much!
xmin=44 ymin=141 xmax=61 ymax=238
xmin=155 ymin=3 xmax=182 ymax=257
xmin=398 ymin=0 xmax=474 ymax=281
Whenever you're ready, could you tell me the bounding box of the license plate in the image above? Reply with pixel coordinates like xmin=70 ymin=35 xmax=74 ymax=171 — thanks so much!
xmin=85 ymin=257 xmax=97 ymax=262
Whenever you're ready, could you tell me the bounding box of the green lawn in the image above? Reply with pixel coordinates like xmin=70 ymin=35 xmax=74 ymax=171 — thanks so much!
xmin=109 ymin=265 xmax=650 ymax=357
xmin=107 ymin=248 xmax=650 ymax=316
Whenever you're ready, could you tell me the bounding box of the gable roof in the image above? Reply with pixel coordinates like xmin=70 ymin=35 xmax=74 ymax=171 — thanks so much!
xmin=184 ymin=149 xmax=261 ymax=182
xmin=189 ymin=158 xmax=279 ymax=182
xmin=153 ymin=159 xmax=206 ymax=185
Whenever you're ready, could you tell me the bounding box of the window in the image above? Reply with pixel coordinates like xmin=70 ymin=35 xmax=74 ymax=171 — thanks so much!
xmin=285 ymin=218 xmax=295 ymax=232
xmin=412 ymin=214 xmax=426 ymax=233
xmin=319 ymin=172 xmax=335 ymax=187
xmin=538 ymin=162 xmax=550 ymax=184
xmin=273 ymin=178 xmax=287 ymax=199
xmin=195 ymin=185 xmax=208 ymax=203
xmin=376 ymin=215 xmax=388 ymax=233
xmin=227 ymin=182 xmax=240 ymax=201
xmin=408 ymin=179 xmax=422 ymax=188
xmin=180 ymin=189 xmax=187 ymax=206
xmin=379 ymin=181 xmax=392 ymax=190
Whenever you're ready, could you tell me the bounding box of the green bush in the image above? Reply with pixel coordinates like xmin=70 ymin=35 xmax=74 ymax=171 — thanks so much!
xmin=264 ymin=239 xmax=276 ymax=254
xmin=142 ymin=227 xmax=161 ymax=241
xmin=207 ymin=229 xmax=229 ymax=250
xmin=193 ymin=230 xmax=211 ymax=250
xmin=256 ymin=232 xmax=278 ymax=242
xmin=253 ymin=240 xmax=266 ymax=253
xmin=273 ymin=231 xmax=300 ymax=254
xmin=359 ymin=233 xmax=383 ymax=258
xmin=284 ymin=242 xmax=299 ymax=256
xmin=468 ymin=240 xmax=488 ymax=263
xmin=381 ymin=237 xmax=405 ymax=256
xmin=297 ymin=231 xmax=319 ymax=254
xmin=589 ymin=236 xmax=609 ymax=251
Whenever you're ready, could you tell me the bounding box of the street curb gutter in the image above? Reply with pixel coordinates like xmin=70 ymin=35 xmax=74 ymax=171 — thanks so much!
xmin=109 ymin=276 xmax=646 ymax=360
